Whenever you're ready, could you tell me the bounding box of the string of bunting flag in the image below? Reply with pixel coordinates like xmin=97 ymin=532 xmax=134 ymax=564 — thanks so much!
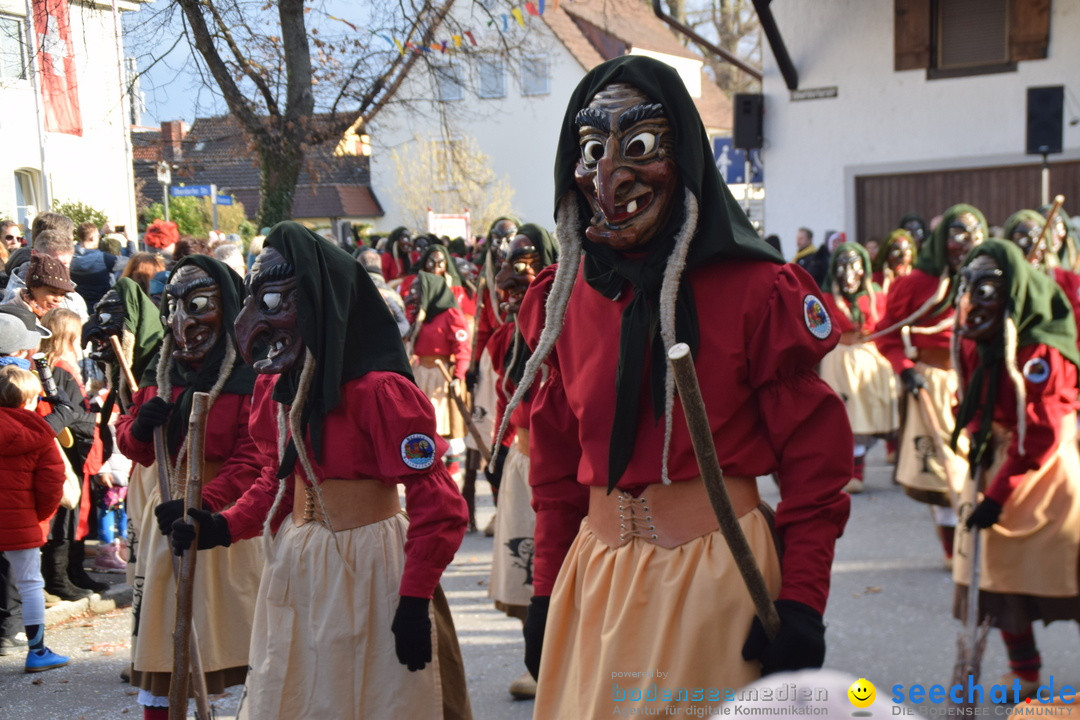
xmin=328 ymin=0 xmax=560 ymax=55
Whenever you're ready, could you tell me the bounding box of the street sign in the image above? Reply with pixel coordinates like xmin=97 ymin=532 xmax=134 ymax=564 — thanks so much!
xmin=712 ymin=138 xmax=763 ymax=184
xmin=170 ymin=184 xmax=213 ymax=197
xmin=216 ymin=195 xmax=233 ymax=206
xmin=155 ymin=161 xmax=171 ymax=185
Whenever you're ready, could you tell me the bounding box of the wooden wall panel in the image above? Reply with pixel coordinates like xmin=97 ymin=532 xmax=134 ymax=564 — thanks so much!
xmin=856 ymin=160 xmax=1080 ymax=244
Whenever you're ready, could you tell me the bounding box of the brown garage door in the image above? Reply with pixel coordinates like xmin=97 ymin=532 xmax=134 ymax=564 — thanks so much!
xmin=856 ymin=159 xmax=1080 ymax=244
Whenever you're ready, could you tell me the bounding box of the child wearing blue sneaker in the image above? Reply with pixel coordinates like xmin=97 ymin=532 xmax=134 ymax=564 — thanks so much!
xmin=0 ymin=361 xmax=70 ymax=672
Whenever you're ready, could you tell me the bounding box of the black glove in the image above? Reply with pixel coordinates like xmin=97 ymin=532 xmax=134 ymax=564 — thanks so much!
xmin=523 ymin=595 xmax=550 ymax=680
xmin=966 ymin=498 xmax=1003 ymax=529
xmin=154 ymin=499 xmax=185 ymax=536
xmin=741 ymin=599 xmax=826 ymax=676
xmin=900 ymin=368 xmax=928 ymax=395
xmin=170 ymin=508 xmax=231 ymax=556
xmin=130 ymin=397 xmax=173 ymax=443
xmin=484 ymin=443 xmax=511 ymax=493
xmin=391 ymin=596 xmax=432 ymax=671
xmin=41 ymin=391 xmax=77 ymax=434
xmin=465 ymin=364 xmax=479 ymax=394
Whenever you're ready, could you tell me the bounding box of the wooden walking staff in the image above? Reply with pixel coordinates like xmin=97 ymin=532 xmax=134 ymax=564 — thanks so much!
xmin=434 ymin=359 xmax=492 ymax=463
xmin=950 ymin=464 xmax=991 ymax=706
xmin=667 ymin=343 xmax=781 ymax=640
xmin=108 ymin=337 xmax=213 ymax=718
xmin=1026 ymin=193 xmax=1065 ymax=265
xmin=170 ymin=392 xmax=212 ymax=720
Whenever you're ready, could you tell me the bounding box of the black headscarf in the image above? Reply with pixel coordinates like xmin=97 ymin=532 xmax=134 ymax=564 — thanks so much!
xmin=950 ymin=238 xmax=1079 ymax=467
xmin=146 ymin=255 xmax=256 ymax=455
xmin=265 ymin=222 xmax=413 ymax=478
xmin=554 ymin=55 xmax=782 ymax=489
xmin=387 ymin=226 xmax=411 ymax=263
xmin=506 ymin=223 xmax=559 ymax=389
xmin=897 ymin=213 xmax=928 ymax=245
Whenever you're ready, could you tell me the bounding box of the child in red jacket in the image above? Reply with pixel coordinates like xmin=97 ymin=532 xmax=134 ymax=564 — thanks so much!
xmin=0 ymin=364 xmax=69 ymax=672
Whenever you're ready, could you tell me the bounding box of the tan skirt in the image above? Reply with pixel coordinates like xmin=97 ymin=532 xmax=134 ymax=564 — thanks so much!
xmin=464 ymin=349 xmax=496 ymax=455
xmin=414 ymin=363 xmax=454 ymax=437
xmin=819 ymin=342 xmax=898 ymax=435
xmin=238 ymin=512 xmax=469 ymax=720
xmin=129 ymin=474 xmax=263 ymax=696
xmin=533 ymin=506 xmax=782 ymax=719
xmin=490 ymin=444 xmax=534 ymax=611
xmin=896 ymin=364 xmax=968 ymax=506
xmin=125 ymin=462 xmax=158 ymax=587
xmin=954 ymin=417 xmax=1080 ymax=632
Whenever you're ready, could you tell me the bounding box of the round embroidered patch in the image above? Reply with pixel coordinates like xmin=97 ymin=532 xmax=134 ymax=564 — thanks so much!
xmin=401 ymin=433 xmax=437 ymax=470
xmin=1023 ymin=357 xmax=1050 ymax=384
xmin=454 ymin=328 xmax=469 ymax=343
xmin=802 ymin=294 xmax=832 ymax=340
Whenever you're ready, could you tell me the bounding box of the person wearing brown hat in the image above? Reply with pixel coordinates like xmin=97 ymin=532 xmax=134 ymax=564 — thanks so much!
xmin=13 ymin=253 xmax=76 ymax=318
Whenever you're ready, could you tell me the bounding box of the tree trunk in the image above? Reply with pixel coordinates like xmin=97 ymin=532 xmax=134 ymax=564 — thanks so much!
xmin=257 ymin=141 xmax=302 ymax=228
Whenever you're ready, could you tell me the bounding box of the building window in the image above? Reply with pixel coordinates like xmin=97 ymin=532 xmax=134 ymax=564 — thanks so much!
xmin=14 ymin=169 xmax=39 ymax=229
xmin=477 ymin=58 xmax=505 ymax=99
xmin=435 ymin=64 xmax=463 ymax=102
xmin=0 ymin=15 xmax=27 ymax=81
xmin=935 ymin=0 xmax=1008 ymax=72
xmin=894 ymin=0 xmax=1048 ymax=77
xmin=521 ymin=55 xmax=550 ymax=96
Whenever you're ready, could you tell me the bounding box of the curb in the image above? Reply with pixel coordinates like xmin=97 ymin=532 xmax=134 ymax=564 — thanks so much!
xmin=44 ymin=583 xmax=132 ymax=628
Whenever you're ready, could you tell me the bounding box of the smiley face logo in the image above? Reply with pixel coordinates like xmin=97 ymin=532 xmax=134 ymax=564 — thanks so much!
xmin=848 ymin=678 xmax=876 ymax=709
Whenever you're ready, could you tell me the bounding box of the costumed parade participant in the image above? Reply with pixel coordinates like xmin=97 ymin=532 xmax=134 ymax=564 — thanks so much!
xmin=486 ymin=223 xmax=558 ymax=700
xmin=874 ymin=204 xmax=984 ymax=565
xmin=501 ymin=56 xmax=851 ymax=717
xmin=898 ymin=212 xmax=929 ymax=250
xmin=818 ymin=242 xmax=897 ymax=493
xmin=1040 ymin=201 xmax=1080 ymax=272
xmin=115 ymin=256 xmax=264 ymax=720
xmin=400 ymin=243 xmax=476 ymax=321
xmin=404 ymin=269 xmax=472 ymax=475
xmin=171 ymin=222 xmax=472 ymax=720
xmin=1001 ymin=209 xmax=1080 ymax=335
xmin=381 ymin=226 xmax=415 ymax=282
xmin=872 ymin=228 xmax=917 ymax=297
xmin=951 ymin=239 xmax=1080 ymax=699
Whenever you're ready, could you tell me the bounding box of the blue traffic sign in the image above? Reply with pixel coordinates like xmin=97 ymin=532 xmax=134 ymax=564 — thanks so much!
xmin=712 ymin=139 xmax=763 ymax=184
xmin=170 ymin=184 xmax=212 ymax=197
xmin=216 ymin=195 xmax=233 ymax=206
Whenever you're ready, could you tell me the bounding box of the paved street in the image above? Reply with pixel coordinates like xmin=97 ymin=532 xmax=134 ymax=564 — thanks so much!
xmin=2 ymin=442 xmax=1078 ymax=719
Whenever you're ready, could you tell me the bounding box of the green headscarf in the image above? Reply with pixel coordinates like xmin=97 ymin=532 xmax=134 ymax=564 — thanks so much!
xmin=417 ymin=244 xmax=465 ymax=289
xmin=914 ymin=203 xmax=987 ymax=278
xmin=115 ymin=277 xmax=165 ymax=384
xmin=554 ymin=55 xmax=782 ymax=490
xmin=413 ymin=270 xmax=460 ymax=321
xmin=872 ymin=228 xmax=918 ymax=274
xmin=145 ymin=255 xmax=257 ymax=455
xmin=825 ymin=241 xmax=876 ymax=327
xmin=265 ymin=222 xmax=413 ymax=477
xmin=1039 ymin=202 xmax=1080 ymax=268
xmin=950 ymin=238 xmax=1079 ymax=466
xmin=1001 ymin=209 xmax=1045 ymax=249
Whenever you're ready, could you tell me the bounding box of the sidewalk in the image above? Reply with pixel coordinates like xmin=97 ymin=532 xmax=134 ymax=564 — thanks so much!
xmin=43 ymin=542 xmax=132 ymax=629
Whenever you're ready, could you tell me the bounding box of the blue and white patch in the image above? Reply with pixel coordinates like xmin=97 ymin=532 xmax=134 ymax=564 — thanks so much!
xmin=454 ymin=328 xmax=469 ymax=343
xmin=802 ymin=294 xmax=832 ymax=340
xmin=1023 ymin=357 xmax=1050 ymax=384
xmin=401 ymin=433 xmax=437 ymax=470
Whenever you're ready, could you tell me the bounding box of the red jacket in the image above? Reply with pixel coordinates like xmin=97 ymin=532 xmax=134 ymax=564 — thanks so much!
xmin=0 ymin=407 xmax=66 ymax=551
xmin=221 ymin=372 xmax=468 ymax=598
xmin=874 ymin=268 xmax=953 ymax=373
xmin=116 ymin=385 xmax=263 ymax=513
xmin=519 ymin=260 xmax=852 ymax=613
xmin=413 ymin=308 xmax=472 ymax=381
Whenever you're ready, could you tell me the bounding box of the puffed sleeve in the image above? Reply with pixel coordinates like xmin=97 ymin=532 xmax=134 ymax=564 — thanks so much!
xmin=114 ymin=385 xmax=160 ymax=467
xmin=361 ymin=373 xmax=467 ymax=598
xmin=200 ymin=393 xmax=264 ymax=513
xmin=746 ymin=264 xmax=852 ymax=614
xmin=518 ymin=266 xmax=590 ymax=596
xmin=984 ymin=346 xmax=1078 ymax=505
xmin=447 ymin=307 xmax=472 ymax=380
xmin=220 ymin=375 xmax=293 ymax=541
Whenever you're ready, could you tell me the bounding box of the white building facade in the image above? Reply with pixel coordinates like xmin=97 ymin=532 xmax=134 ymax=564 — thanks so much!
xmin=0 ymin=0 xmax=138 ymax=233
xmin=760 ymin=0 xmax=1080 ymax=257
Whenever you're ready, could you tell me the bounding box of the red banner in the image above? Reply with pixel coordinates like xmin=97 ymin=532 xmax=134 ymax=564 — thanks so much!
xmin=33 ymin=0 xmax=82 ymax=136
